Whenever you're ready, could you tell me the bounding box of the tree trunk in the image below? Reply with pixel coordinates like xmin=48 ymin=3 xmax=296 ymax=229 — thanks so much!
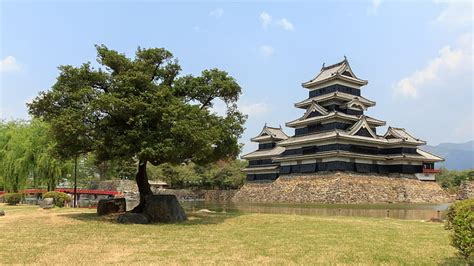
xmin=99 ymin=161 xmax=108 ymax=181
xmin=131 ymin=160 xmax=153 ymax=213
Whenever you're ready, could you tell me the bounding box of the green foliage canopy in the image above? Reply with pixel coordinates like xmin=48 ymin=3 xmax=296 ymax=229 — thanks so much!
xmin=148 ymin=160 xmax=247 ymax=190
xmin=28 ymin=45 xmax=246 ymax=201
xmin=437 ymin=169 xmax=474 ymax=192
xmin=445 ymin=199 xmax=474 ymax=260
xmin=0 ymin=120 xmax=70 ymax=192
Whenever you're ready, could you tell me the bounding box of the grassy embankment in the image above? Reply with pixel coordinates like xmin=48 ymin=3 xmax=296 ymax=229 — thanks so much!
xmin=0 ymin=204 xmax=461 ymax=264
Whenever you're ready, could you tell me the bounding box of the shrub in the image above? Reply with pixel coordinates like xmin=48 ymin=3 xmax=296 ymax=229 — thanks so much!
xmin=1 ymin=193 xmax=23 ymax=205
xmin=42 ymin=191 xmax=72 ymax=207
xmin=445 ymin=199 xmax=474 ymax=260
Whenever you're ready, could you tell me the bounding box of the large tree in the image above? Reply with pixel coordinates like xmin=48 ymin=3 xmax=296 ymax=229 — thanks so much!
xmin=28 ymin=45 xmax=246 ymax=211
xmin=0 ymin=120 xmax=71 ymax=192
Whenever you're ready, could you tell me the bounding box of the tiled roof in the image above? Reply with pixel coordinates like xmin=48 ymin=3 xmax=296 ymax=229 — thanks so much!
xmin=242 ymin=165 xmax=279 ymax=172
xmin=347 ymin=116 xmax=378 ymax=138
xmin=241 ymin=146 xmax=286 ymax=159
xmin=302 ymin=102 xmax=328 ymax=119
xmin=286 ymin=112 xmax=386 ymax=127
xmin=273 ymin=150 xmax=442 ymax=163
xmin=416 ymin=149 xmax=445 ymax=162
xmin=250 ymin=125 xmax=289 ymax=142
xmin=341 ymin=98 xmax=368 ymax=111
xmin=302 ymin=58 xmax=368 ymax=88
xmin=295 ymin=92 xmax=376 ymax=109
xmin=384 ymin=127 xmax=424 ymax=143
xmin=277 ymin=129 xmax=425 ymax=147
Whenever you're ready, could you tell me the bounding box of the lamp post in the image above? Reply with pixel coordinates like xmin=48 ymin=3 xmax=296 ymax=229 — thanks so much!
xmin=74 ymin=155 xmax=78 ymax=208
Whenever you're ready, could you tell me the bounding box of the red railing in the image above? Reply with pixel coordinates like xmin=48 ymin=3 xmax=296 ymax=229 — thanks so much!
xmin=1 ymin=188 xmax=120 ymax=196
xmin=423 ymin=168 xmax=442 ymax=174
xmin=56 ymin=188 xmax=120 ymax=196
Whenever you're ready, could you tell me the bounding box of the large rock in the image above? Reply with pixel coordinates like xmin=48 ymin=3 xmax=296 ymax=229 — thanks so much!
xmin=97 ymin=198 xmax=126 ymax=216
xmin=0 ymin=210 xmax=5 ymax=216
xmin=144 ymin=195 xmax=187 ymax=223
xmin=39 ymin=198 xmax=54 ymax=209
xmin=117 ymin=212 xmax=150 ymax=224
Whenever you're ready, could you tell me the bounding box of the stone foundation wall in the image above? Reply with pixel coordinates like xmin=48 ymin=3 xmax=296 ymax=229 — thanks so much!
xmin=457 ymin=181 xmax=474 ymax=200
xmin=232 ymin=172 xmax=452 ymax=204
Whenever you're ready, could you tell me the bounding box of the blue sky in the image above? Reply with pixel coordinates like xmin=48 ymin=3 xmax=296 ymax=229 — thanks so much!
xmin=1 ymin=0 xmax=472 ymax=155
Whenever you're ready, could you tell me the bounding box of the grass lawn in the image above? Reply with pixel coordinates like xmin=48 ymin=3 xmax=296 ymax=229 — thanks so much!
xmin=0 ymin=203 xmax=462 ymax=265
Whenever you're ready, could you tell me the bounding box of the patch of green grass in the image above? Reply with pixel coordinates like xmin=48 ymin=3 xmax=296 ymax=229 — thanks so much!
xmin=0 ymin=203 xmax=460 ymax=264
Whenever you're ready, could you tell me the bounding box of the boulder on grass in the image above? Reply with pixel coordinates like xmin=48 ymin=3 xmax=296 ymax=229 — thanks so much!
xmin=97 ymin=198 xmax=126 ymax=216
xmin=0 ymin=210 xmax=5 ymax=216
xmin=144 ymin=195 xmax=187 ymax=223
xmin=117 ymin=212 xmax=150 ymax=224
xmin=196 ymin=209 xmax=216 ymax=214
xmin=39 ymin=198 xmax=54 ymax=209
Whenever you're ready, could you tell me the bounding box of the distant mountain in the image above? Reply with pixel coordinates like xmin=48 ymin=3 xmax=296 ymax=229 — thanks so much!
xmin=421 ymin=141 xmax=474 ymax=170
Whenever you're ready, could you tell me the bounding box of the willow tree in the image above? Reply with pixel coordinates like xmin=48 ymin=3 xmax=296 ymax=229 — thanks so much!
xmin=0 ymin=120 xmax=69 ymax=192
xmin=0 ymin=121 xmax=30 ymax=192
xmin=28 ymin=45 xmax=246 ymax=212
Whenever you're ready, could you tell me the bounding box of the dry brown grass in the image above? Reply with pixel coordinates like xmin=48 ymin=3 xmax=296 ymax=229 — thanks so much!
xmin=0 ymin=203 xmax=459 ymax=265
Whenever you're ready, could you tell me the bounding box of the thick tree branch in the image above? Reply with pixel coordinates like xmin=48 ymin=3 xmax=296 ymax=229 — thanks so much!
xmin=200 ymin=96 xmax=214 ymax=110
xmin=150 ymin=65 xmax=160 ymax=82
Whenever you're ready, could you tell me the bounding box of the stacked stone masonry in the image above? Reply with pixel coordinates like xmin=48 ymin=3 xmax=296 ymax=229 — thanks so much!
xmin=232 ymin=172 xmax=452 ymax=203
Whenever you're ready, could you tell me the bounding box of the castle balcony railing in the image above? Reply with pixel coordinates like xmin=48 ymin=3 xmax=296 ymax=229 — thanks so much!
xmin=422 ymin=168 xmax=442 ymax=174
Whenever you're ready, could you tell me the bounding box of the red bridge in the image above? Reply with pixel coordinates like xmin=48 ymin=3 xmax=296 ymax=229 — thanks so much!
xmin=0 ymin=188 xmax=120 ymax=196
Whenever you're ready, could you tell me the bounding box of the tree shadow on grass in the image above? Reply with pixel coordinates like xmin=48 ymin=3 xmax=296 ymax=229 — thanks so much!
xmin=438 ymin=256 xmax=473 ymax=266
xmin=58 ymin=210 xmax=245 ymax=226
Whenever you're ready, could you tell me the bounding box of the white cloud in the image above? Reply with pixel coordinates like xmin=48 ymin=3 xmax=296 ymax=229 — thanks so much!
xmin=240 ymin=102 xmax=271 ymax=117
xmin=435 ymin=1 xmax=473 ymax=28
xmin=277 ymin=18 xmax=294 ymax=31
xmin=260 ymin=12 xmax=272 ymax=28
xmin=368 ymin=0 xmax=382 ymax=15
xmin=394 ymin=33 xmax=472 ymax=98
xmin=209 ymin=8 xmax=224 ymax=18
xmin=259 ymin=45 xmax=274 ymax=57
xmin=0 ymin=56 xmax=20 ymax=72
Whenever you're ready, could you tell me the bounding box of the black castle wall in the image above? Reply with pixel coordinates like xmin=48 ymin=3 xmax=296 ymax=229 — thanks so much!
xmin=309 ymin=84 xmax=360 ymax=98
xmin=258 ymin=142 xmax=276 ymax=150
xmin=282 ymin=144 xmax=418 ymax=157
xmin=295 ymin=122 xmax=352 ymax=136
xmin=279 ymin=162 xmax=422 ymax=175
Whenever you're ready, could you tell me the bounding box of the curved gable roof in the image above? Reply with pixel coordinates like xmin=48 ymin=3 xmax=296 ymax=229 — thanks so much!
xmin=302 ymin=57 xmax=368 ymax=88
xmin=250 ymin=125 xmax=289 ymax=142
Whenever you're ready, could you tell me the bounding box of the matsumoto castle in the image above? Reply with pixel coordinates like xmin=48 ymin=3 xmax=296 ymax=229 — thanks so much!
xmin=242 ymin=57 xmax=443 ymax=182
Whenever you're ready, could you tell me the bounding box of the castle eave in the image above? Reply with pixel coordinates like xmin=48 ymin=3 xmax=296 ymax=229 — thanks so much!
xmin=242 ymin=165 xmax=279 ymax=173
xmin=295 ymin=92 xmax=376 ymax=109
xmin=241 ymin=146 xmax=286 ymax=159
xmin=286 ymin=112 xmax=386 ymax=128
xmin=277 ymin=130 xmax=425 ymax=147
xmin=273 ymin=150 xmax=432 ymax=163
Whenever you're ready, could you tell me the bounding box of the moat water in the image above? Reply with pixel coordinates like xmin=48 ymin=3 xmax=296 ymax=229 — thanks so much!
xmin=181 ymin=201 xmax=451 ymax=220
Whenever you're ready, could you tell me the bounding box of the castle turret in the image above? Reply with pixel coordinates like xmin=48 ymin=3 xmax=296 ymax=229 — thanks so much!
xmin=241 ymin=125 xmax=288 ymax=181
